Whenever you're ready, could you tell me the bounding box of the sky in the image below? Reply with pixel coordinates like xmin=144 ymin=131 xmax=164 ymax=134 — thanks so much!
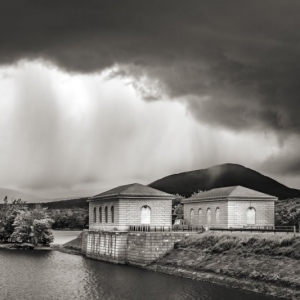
xmin=0 ymin=1 xmax=300 ymax=197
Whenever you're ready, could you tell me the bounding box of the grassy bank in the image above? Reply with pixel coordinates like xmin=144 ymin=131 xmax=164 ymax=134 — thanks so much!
xmin=51 ymin=232 xmax=83 ymax=255
xmin=149 ymin=232 xmax=300 ymax=299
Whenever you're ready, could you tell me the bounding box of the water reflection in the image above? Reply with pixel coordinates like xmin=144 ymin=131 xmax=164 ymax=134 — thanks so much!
xmin=0 ymin=250 xmax=279 ymax=300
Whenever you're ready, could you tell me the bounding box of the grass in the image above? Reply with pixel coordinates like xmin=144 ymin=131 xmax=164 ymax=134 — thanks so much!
xmin=154 ymin=232 xmax=300 ymax=292
xmin=61 ymin=232 xmax=83 ymax=251
xmin=176 ymin=232 xmax=300 ymax=259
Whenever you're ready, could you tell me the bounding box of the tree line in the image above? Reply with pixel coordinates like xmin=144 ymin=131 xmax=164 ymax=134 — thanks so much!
xmin=49 ymin=209 xmax=88 ymax=229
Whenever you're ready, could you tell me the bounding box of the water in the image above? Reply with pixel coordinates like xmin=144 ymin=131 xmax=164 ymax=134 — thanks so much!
xmin=0 ymin=249 xmax=279 ymax=300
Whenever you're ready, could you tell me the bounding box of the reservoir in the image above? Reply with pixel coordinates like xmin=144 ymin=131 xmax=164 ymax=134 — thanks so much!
xmin=0 ymin=249 xmax=279 ymax=300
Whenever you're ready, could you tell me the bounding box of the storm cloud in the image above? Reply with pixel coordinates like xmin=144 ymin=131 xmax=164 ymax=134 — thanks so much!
xmin=1 ymin=0 xmax=300 ymax=135
xmin=1 ymin=1 xmax=300 ymax=193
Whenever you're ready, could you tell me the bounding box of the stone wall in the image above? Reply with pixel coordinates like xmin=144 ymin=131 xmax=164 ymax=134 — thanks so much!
xmin=89 ymin=200 xmax=120 ymax=231
xmin=183 ymin=201 xmax=228 ymax=227
xmin=81 ymin=231 xmax=88 ymax=254
xmin=89 ymin=198 xmax=172 ymax=231
xmin=118 ymin=199 xmax=172 ymax=228
xmin=84 ymin=230 xmax=128 ymax=264
xmin=228 ymin=200 xmax=275 ymax=227
xmin=82 ymin=230 xmax=197 ymax=266
xmin=126 ymin=232 xmax=195 ymax=266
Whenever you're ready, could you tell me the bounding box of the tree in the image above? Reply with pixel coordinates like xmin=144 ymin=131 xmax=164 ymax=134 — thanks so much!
xmin=191 ymin=190 xmax=204 ymax=197
xmin=173 ymin=204 xmax=184 ymax=220
xmin=0 ymin=197 xmax=27 ymax=241
xmin=49 ymin=209 xmax=88 ymax=229
xmin=12 ymin=205 xmax=54 ymax=245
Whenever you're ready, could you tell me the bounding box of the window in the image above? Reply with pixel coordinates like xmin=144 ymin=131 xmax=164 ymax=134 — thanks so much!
xmin=111 ymin=206 xmax=114 ymax=223
xmin=190 ymin=209 xmax=194 ymax=224
xmin=93 ymin=207 xmax=97 ymax=223
xmin=207 ymin=208 xmax=211 ymax=224
xmin=247 ymin=207 xmax=256 ymax=225
xmin=198 ymin=208 xmax=202 ymax=224
xmin=216 ymin=208 xmax=220 ymax=224
xmin=105 ymin=206 xmax=108 ymax=223
xmin=141 ymin=206 xmax=151 ymax=224
xmin=99 ymin=207 xmax=102 ymax=223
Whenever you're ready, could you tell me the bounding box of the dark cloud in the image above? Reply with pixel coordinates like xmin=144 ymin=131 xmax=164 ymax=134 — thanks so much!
xmin=260 ymin=137 xmax=300 ymax=176
xmin=1 ymin=0 xmax=300 ymax=136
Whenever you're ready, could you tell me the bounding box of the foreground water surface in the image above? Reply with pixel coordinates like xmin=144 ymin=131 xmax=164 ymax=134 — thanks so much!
xmin=0 ymin=249 xmax=280 ymax=300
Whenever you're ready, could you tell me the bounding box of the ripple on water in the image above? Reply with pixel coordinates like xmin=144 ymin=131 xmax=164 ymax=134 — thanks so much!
xmin=0 ymin=250 xmax=280 ymax=300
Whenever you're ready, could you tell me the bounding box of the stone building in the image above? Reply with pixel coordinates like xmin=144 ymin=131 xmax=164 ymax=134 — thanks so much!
xmin=88 ymin=183 xmax=174 ymax=231
xmin=182 ymin=186 xmax=277 ymax=228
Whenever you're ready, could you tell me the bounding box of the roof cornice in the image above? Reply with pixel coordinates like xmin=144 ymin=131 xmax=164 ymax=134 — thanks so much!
xmin=182 ymin=196 xmax=277 ymax=203
xmin=88 ymin=194 xmax=174 ymax=202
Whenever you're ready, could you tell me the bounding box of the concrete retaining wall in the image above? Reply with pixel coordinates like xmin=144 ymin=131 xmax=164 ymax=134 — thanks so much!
xmin=82 ymin=230 xmax=197 ymax=266
xmin=84 ymin=230 xmax=128 ymax=264
xmin=127 ymin=232 xmax=195 ymax=266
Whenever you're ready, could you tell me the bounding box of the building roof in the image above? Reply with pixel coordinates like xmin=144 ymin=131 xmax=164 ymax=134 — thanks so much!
xmin=182 ymin=185 xmax=278 ymax=203
xmin=88 ymin=183 xmax=174 ymax=201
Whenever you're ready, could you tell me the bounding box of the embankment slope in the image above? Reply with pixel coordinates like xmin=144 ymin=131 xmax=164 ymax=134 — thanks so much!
xmin=148 ymin=232 xmax=300 ymax=299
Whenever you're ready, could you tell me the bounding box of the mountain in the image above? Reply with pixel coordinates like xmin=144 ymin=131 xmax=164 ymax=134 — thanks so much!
xmin=149 ymin=163 xmax=300 ymax=200
xmin=0 ymin=188 xmax=44 ymax=203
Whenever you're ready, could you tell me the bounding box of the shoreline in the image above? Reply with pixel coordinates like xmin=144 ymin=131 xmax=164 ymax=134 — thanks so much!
xmin=3 ymin=231 xmax=300 ymax=300
xmin=52 ymin=243 xmax=300 ymax=300
xmin=146 ymin=264 xmax=299 ymax=300
xmin=51 ymin=244 xmax=84 ymax=256
xmin=0 ymin=243 xmax=52 ymax=250
xmin=144 ymin=232 xmax=300 ymax=300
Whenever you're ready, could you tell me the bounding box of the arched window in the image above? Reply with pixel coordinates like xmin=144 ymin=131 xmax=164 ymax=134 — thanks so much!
xmin=216 ymin=208 xmax=220 ymax=224
xmin=99 ymin=207 xmax=102 ymax=223
xmin=111 ymin=206 xmax=114 ymax=223
xmin=141 ymin=206 xmax=151 ymax=224
xmin=198 ymin=208 xmax=202 ymax=224
xmin=247 ymin=207 xmax=256 ymax=225
xmin=190 ymin=209 xmax=194 ymax=224
xmin=93 ymin=207 xmax=97 ymax=223
xmin=105 ymin=206 xmax=108 ymax=223
xmin=207 ymin=208 xmax=211 ymax=224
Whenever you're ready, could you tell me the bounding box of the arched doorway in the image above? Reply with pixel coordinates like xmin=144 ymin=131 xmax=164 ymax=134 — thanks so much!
xmin=247 ymin=207 xmax=256 ymax=225
xmin=141 ymin=206 xmax=151 ymax=224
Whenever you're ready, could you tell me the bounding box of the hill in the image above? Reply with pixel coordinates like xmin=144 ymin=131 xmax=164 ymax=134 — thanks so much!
xmin=0 ymin=188 xmax=44 ymax=203
xmin=149 ymin=163 xmax=300 ymax=199
xmin=27 ymin=197 xmax=89 ymax=210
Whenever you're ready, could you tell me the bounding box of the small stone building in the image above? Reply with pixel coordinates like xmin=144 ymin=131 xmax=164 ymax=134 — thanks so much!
xmin=88 ymin=183 xmax=174 ymax=231
xmin=182 ymin=186 xmax=277 ymax=228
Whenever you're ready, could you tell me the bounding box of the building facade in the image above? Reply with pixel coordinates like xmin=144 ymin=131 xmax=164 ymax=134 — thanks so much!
xmin=182 ymin=186 xmax=277 ymax=228
xmin=88 ymin=183 xmax=174 ymax=231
